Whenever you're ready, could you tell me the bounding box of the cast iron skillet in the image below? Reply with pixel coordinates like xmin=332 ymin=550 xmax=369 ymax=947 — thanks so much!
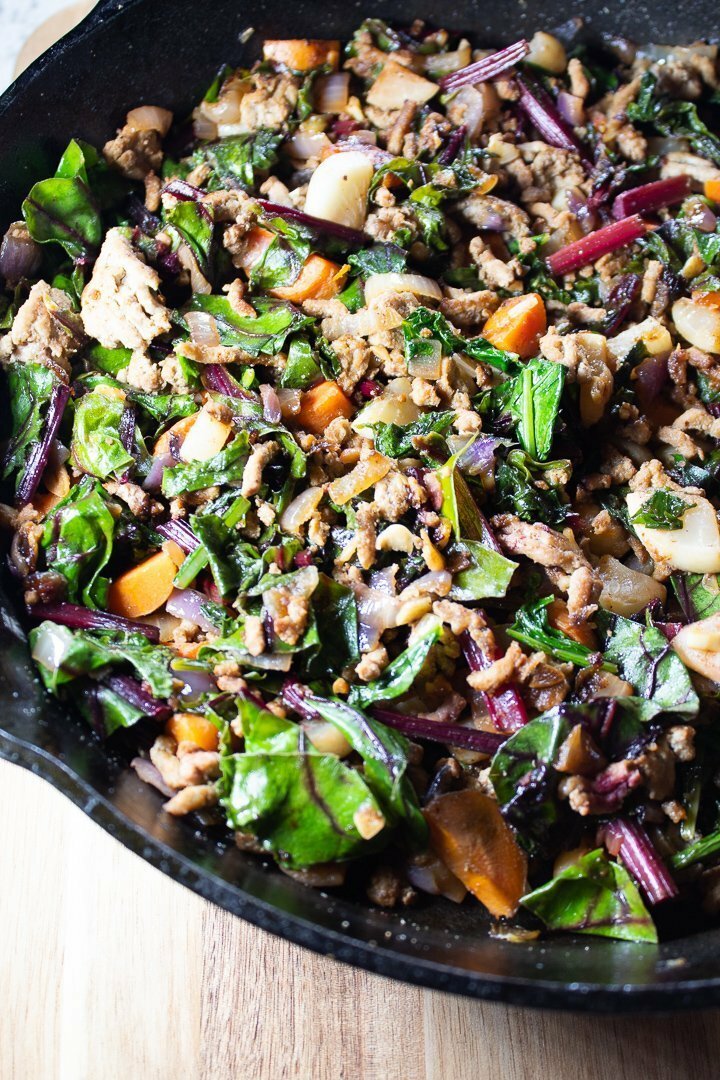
xmin=2 ymin=0 xmax=720 ymax=1012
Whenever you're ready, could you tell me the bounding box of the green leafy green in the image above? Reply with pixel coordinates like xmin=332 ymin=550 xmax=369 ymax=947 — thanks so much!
xmin=41 ymin=478 xmax=116 ymax=607
xmin=403 ymin=306 xmax=515 ymax=374
xmin=280 ymin=337 xmax=323 ymax=390
xmin=302 ymin=693 xmax=428 ymax=847
xmin=628 ymin=73 xmax=720 ymax=166
xmin=347 ymin=243 xmax=406 ymax=278
xmin=219 ymin=696 xmax=385 ymax=867
xmin=85 ymin=343 xmax=133 ymax=376
xmin=508 ymin=595 xmax=614 ymax=669
xmin=522 ymin=849 xmax=658 ymax=944
xmin=671 ymin=828 xmax=720 ymax=870
xmin=161 ymin=431 xmax=250 ymax=496
xmin=448 ymin=540 xmax=517 ymax=602
xmin=672 ymin=572 xmax=720 ymax=622
xmin=165 ymin=201 xmax=214 ymax=275
xmin=70 ymin=389 xmax=134 ymax=479
xmin=603 ymin=612 xmax=699 ymax=719
xmin=348 ymin=617 xmax=443 ymax=708
xmin=197 ymin=130 xmax=282 ymax=190
xmin=306 ymin=574 xmax=359 ymax=678
xmin=22 ymin=138 xmax=102 ymax=259
xmin=494 ymin=448 xmax=569 ymax=526
xmin=2 ymin=363 xmax=62 ymax=491
xmin=372 ymin=411 xmax=454 ymax=458
xmin=630 ymin=489 xmax=691 ymax=530
xmin=250 ymin=217 xmax=311 ymax=290
xmin=173 ymin=495 xmax=251 ymax=591
xmin=179 ymin=295 xmax=313 ymax=356
xmin=487 ymin=358 xmax=565 ymax=461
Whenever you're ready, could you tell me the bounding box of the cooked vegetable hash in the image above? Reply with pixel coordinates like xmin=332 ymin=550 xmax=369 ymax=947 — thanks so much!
xmin=8 ymin=20 xmax=720 ymax=942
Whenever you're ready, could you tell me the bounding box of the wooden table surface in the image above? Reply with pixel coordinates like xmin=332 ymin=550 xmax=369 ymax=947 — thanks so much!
xmin=1 ymin=759 xmax=719 ymax=1080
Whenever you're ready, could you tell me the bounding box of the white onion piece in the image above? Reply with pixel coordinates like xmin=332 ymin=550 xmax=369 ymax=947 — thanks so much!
xmin=398 ymin=571 xmax=452 ymax=600
xmin=327 ymin=452 xmax=392 ymax=506
xmin=201 ymin=83 xmax=246 ymax=125
xmin=277 ymin=388 xmax=302 ymax=418
xmin=235 ymin=651 xmax=293 ymax=672
xmin=285 ymin=131 xmax=332 ymax=161
xmin=143 ymin=610 xmax=183 ymax=643
xmin=447 ymin=84 xmax=497 ymax=141
xmin=672 ymin=613 xmax=720 ymax=683
xmin=315 ymin=72 xmax=350 ymax=114
xmin=126 ymin=105 xmax=173 ymax=135
xmin=179 ymin=408 xmax=231 ymax=463
xmin=279 ymin=485 xmax=324 ymax=534
xmin=0 ymin=222 xmax=42 ymax=284
xmin=352 ymin=377 xmax=421 ymax=435
xmin=526 ymin=31 xmax=567 ymax=74
xmin=364 ymin=272 xmax=442 ymax=305
xmin=259 ymin=383 xmax=282 ymax=423
xmin=596 ymin=555 xmax=667 ymax=617
xmin=626 ymin=489 xmax=720 ymax=573
xmin=353 ymin=583 xmax=402 ymax=652
xmin=166 ymin=588 xmax=217 ymax=632
xmin=408 ymin=339 xmax=443 ymax=379
xmin=303 ymin=719 xmax=352 ymax=757
xmin=366 ymin=60 xmax=437 ymax=109
xmin=303 ymin=151 xmax=374 ymax=230
xmin=320 ymin=304 xmax=403 ymax=341
xmin=423 ymin=39 xmax=472 ymax=77
xmin=193 ymin=112 xmax=218 ymax=141
xmin=406 ymin=855 xmax=467 ymax=903
xmin=607 ymin=317 xmax=673 ymax=365
xmin=185 ymin=310 xmax=220 ymax=347
xmin=31 ymin=622 xmax=73 ymax=673
xmin=672 ymin=298 xmax=720 ymax=354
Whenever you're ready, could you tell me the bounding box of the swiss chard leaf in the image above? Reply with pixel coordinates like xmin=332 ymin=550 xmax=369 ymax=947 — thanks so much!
xmin=219 ymin=696 xmax=385 ymax=867
xmin=373 ymin=411 xmax=454 ymax=458
xmin=22 ymin=139 xmax=103 ymax=259
xmin=628 ymin=73 xmax=720 ymax=166
xmin=630 ymin=489 xmax=690 ymax=530
xmin=305 ymin=574 xmax=359 ymax=679
xmin=507 ymin=595 xmax=613 ymax=669
xmin=70 ymin=389 xmax=135 ymax=479
xmin=2 ymin=363 xmax=62 ymax=491
xmin=279 ymin=336 xmax=323 ymax=390
xmin=161 ymin=431 xmax=250 ymax=496
xmin=494 ymin=448 xmax=569 ymax=526
xmin=179 ymin=295 xmax=313 ymax=356
xmin=250 ymin=217 xmax=311 ymax=290
xmin=41 ymin=478 xmax=116 ymax=608
xmin=672 ymin=572 xmax=720 ymax=622
xmin=165 ymin=201 xmax=214 ymax=275
xmin=403 ymin=306 xmax=515 ymax=374
xmin=348 ymin=617 xmax=443 ymax=708
xmin=86 ymin=343 xmax=133 ymax=376
xmin=522 ymin=849 xmax=657 ymax=943
xmin=302 ymin=692 xmax=428 ymax=846
xmin=348 ymin=242 xmax=406 ymax=277
xmin=488 ymin=358 xmax=565 ymax=462
xmin=197 ymin=130 xmax=282 ymax=190
xmin=173 ymin=495 xmax=251 ymax=591
xmin=448 ymin=539 xmax=517 ymax=602
xmin=603 ymin=612 xmax=699 ymax=719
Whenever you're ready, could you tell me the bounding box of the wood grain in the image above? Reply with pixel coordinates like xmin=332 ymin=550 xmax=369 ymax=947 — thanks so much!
xmin=1 ymin=760 xmax=719 ymax=1080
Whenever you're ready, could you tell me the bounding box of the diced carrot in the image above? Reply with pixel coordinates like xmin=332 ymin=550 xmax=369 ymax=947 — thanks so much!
xmin=233 ymin=225 xmax=274 ymax=275
xmin=547 ymin=598 xmax=598 ymax=651
xmin=174 ymin=641 xmax=202 ymax=660
xmin=297 ymin=380 xmax=354 ymax=435
xmin=107 ymin=550 xmax=178 ymax=619
xmin=153 ymin=413 xmax=198 ymax=458
xmin=263 ymin=39 xmax=340 ymax=73
xmin=424 ymin=790 xmax=527 ymax=918
xmin=166 ymin=712 xmax=219 ymax=751
xmin=161 ymin=540 xmax=187 ymax=568
xmin=32 ymin=492 xmax=63 ymax=517
xmin=704 ymin=178 xmax=720 ymax=204
xmin=271 ymin=255 xmax=346 ymax=302
xmin=482 ymin=292 xmax=547 ymax=359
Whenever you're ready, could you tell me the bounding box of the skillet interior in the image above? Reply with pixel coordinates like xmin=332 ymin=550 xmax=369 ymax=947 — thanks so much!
xmin=1 ymin=0 xmax=720 ymax=1010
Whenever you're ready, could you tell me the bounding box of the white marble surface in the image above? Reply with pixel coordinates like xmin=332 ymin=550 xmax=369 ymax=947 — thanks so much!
xmin=0 ymin=0 xmax=87 ymax=93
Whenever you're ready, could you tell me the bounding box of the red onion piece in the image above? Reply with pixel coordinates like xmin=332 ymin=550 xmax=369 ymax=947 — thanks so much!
xmin=556 ymin=90 xmax=585 ymax=127
xmin=28 ymin=601 xmax=160 ymax=642
xmin=202 ymin=363 xmax=255 ymax=400
xmin=332 ymin=138 xmax=393 ymax=166
xmin=371 ymin=705 xmax=505 ymax=754
xmin=16 ymin=384 xmax=71 ymax=508
xmin=603 ymin=272 xmax=641 ymax=336
xmin=105 ymin=674 xmax=172 ymax=721
xmin=257 ymin=199 xmax=368 ymax=246
xmin=131 ymin=757 xmax=175 ymax=797
xmin=634 ymin=352 xmax=669 ymax=409
xmin=604 ymin=818 xmax=678 ymax=905
xmin=546 ymin=214 xmax=647 ymax=275
xmin=437 ymin=125 xmax=467 ymax=165
xmin=612 ymin=175 xmax=690 ymax=220
xmin=357 ymin=378 xmax=383 ymax=399
xmin=162 ymin=178 xmax=206 ymax=203
xmin=157 ymin=518 xmax=200 ymax=553
xmin=461 ymin=630 xmax=528 ymax=732
xmin=440 ymin=39 xmax=529 ymax=92
xmin=457 ymin=436 xmax=499 ymax=479
xmin=142 ymin=452 xmax=175 ymax=492
xmin=259 ymin=383 xmax=282 ymax=423
xmin=517 ymin=74 xmax=586 ymax=157
xmin=0 ymin=224 xmax=42 ymax=284
xmin=166 ymin=588 xmax=218 ymax=632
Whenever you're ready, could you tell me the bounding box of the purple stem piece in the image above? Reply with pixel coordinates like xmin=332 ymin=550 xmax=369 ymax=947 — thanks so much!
xmin=27 ymin=601 xmax=160 ymax=643
xmin=16 ymin=384 xmax=71 ymax=508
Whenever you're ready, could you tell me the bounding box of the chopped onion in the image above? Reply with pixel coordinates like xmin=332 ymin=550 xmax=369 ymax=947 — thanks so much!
xmin=440 ymin=39 xmax=529 ymax=92
xmin=166 ymin=588 xmax=218 ymax=632
xmin=277 ymin=387 xmax=302 ymax=418
xmin=285 ymin=131 xmax=332 ymax=161
xmin=406 ymin=854 xmax=467 ymax=903
xmin=236 ymin=651 xmax=293 ymax=672
xmin=142 ymin=452 xmax=175 ymax=492
xmin=672 ymin=296 xmax=720 ymax=353
xmin=171 ymin=661 xmax=218 ymax=701
xmin=327 ymin=452 xmax=391 ymax=505
xmin=185 ymin=309 xmax=220 ymax=346
xmin=447 ymin=85 xmax=496 ymax=141
xmin=612 ymin=175 xmax=690 ymax=220
xmin=279 ymin=486 xmax=324 ymax=534
xmin=398 ymin=571 xmax=452 ymax=601
xmin=408 ymin=339 xmax=443 ymax=379
xmin=193 ymin=113 xmax=218 ymax=141
xmin=0 ymin=222 xmax=42 ymax=284
xmin=353 ymin=583 xmax=401 ymax=652
xmin=546 ymin=215 xmax=647 ymax=275
xmin=604 ymin=818 xmax=678 ymax=905
xmin=126 ymin=105 xmax=173 ymax=136
xmin=517 ymin=73 xmax=585 ymax=156
xmin=352 ymin=377 xmax=421 ymax=434
xmin=162 ymin=178 xmax=208 ymax=204
xmin=607 ymin=316 xmax=673 ymax=365
xmin=28 ymin=602 xmax=160 ymax=642
xmin=315 ymin=72 xmax=350 ymax=114
xmin=363 ymin=272 xmax=442 ymax=305
xmin=597 ymin=555 xmax=667 ymax=617
xmin=132 ymin=757 xmax=175 ymax=797
xmin=202 ymin=363 xmax=255 ymax=399
xmin=556 ymin=90 xmax=585 ymax=127
xmin=259 ymin=383 xmax=282 ymax=423
xmin=372 ymin=705 xmax=505 ymax=754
